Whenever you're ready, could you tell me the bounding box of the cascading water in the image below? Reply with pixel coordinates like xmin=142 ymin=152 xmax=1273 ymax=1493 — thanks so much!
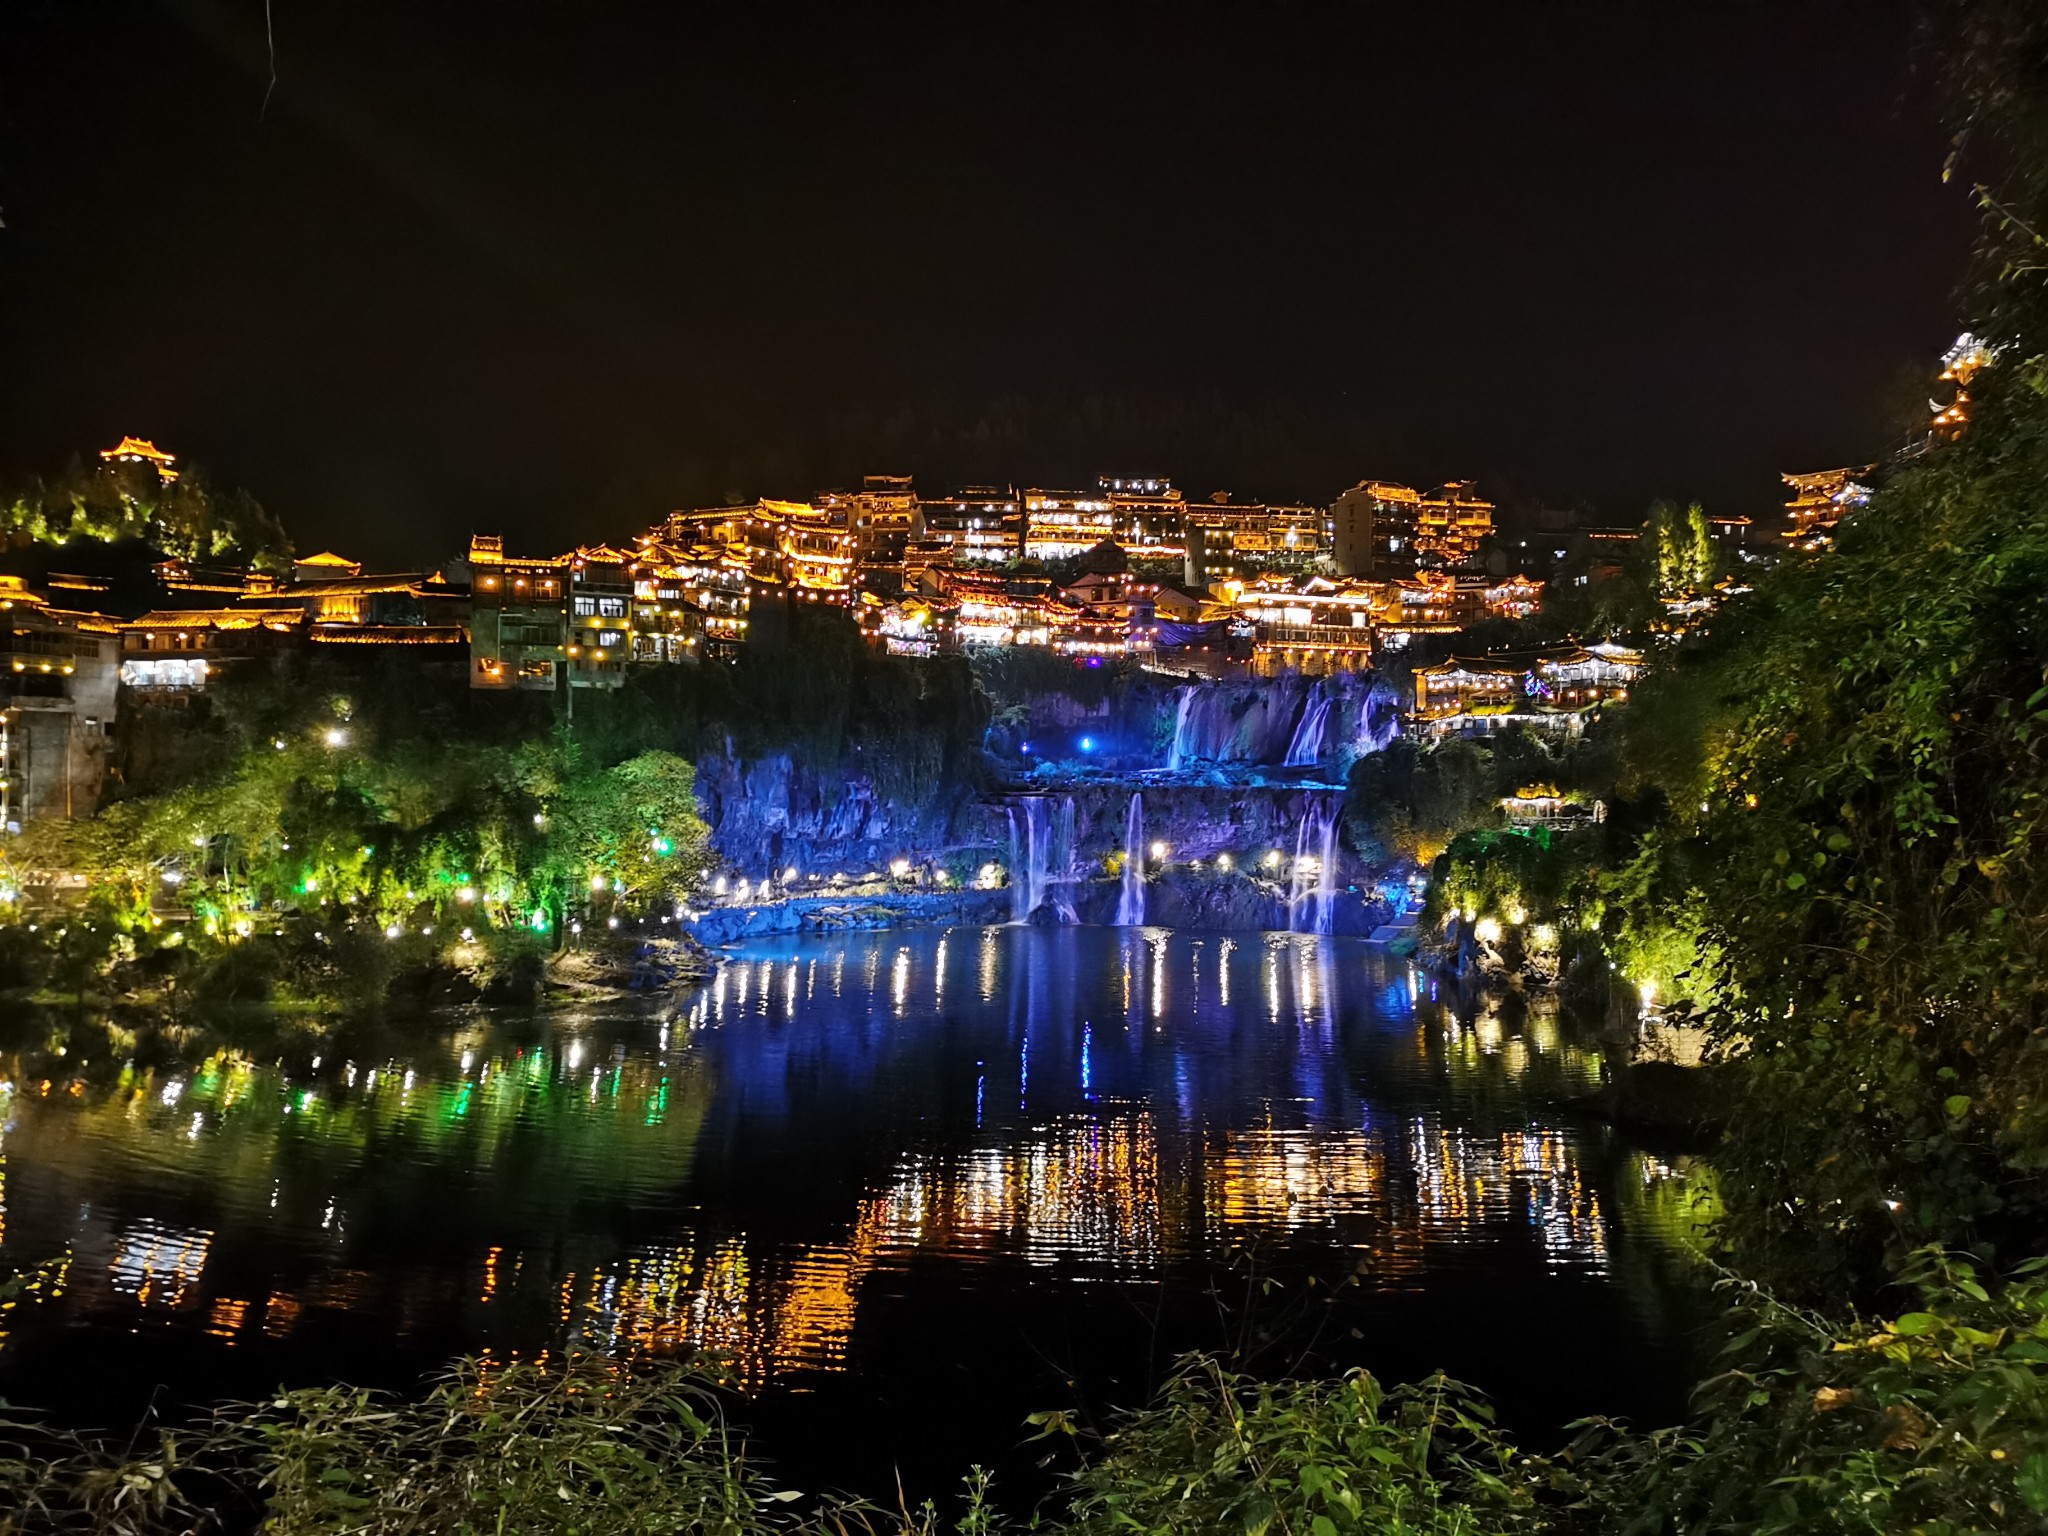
xmin=1287 ymin=798 xmax=1341 ymax=935
xmin=1354 ymin=680 xmax=1400 ymax=757
xmin=1115 ymin=792 xmax=1146 ymax=926
xmin=1165 ymin=688 xmax=1197 ymax=771
xmin=1053 ymin=795 xmax=1079 ymax=923
xmin=1010 ymin=796 xmax=1076 ymax=923
xmin=1282 ymin=682 xmax=1331 ymax=768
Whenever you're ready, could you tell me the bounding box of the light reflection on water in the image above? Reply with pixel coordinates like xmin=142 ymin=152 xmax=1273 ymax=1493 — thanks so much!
xmin=0 ymin=926 xmax=1709 ymax=1411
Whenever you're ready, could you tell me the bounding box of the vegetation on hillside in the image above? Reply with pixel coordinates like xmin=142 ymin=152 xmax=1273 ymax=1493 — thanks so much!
xmin=1 ymin=453 xmax=291 ymax=568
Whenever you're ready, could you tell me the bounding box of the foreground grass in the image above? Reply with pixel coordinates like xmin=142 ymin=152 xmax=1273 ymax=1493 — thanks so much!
xmin=4 ymin=1253 xmax=2045 ymax=1536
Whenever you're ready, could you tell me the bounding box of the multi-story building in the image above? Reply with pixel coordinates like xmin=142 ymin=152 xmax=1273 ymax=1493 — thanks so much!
xmin=1331 ymin=479 xmax=1492 ymax=575
xmin=630 ymin=535 xmax=751 ymax=662
xmin=1022 ymin=488 xmax=1118 ymax=560
xmin=1483 ymin=575 xmax=1545 ymax=620
xmin=0 ymin=579 xmax=120 ymax=826
xmin=468 ymin=535 xmax=570 ymax=691
xmin=1184 ymin=522 xmax=1240 ymax=588
xmin=916 ymin=488 xmax=1023 ymax=565
xmin=1100 ymin=477 xmax=1186 ymax=561
xmin=565 ymin=546 xmax=637 ymax=690
xmin=117 ymin=608 xmax=303 ymax=691
xmin=1932 ymin=332 xmax=1995 ymax=440
xmin=926 ymin=567 xmax=1076 ymax=648
xmin=1414 ymin=642 xmax=1642 ymax=732
xmin=822 ymin=474 xmax=918 ymax=573
xmin=1331 ymin=481 xmax=1423 ymax=577
xmin=660 ymin=501 xmax=855 ymax=605
xmin=1221 ymin=575 xmax=1378 ymax=676
xmin=1414 ymin=480 xmax=1494 ymax=566
xmin=1782 ymin=467 xmax=1875 ymax=552
xmin=1242 ymin=503 xmax=1331 ymax=572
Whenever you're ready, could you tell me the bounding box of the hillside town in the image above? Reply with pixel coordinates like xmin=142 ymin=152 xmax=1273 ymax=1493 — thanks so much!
xmin=0 ymin=406 xmax=1951 ymax=832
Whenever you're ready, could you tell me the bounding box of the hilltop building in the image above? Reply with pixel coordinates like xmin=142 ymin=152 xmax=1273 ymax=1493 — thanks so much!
xmin=1782 ymin=467 xmax=1875 ymax=552
xmin=99 ymin=436 xmax=180 ymax=482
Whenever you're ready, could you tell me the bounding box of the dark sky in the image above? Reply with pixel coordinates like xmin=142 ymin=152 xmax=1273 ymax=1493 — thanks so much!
xmin=0 ymin=2 xmax=1977 ymax=565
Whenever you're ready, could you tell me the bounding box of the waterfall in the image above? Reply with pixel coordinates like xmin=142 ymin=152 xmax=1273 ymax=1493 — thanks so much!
xmin=1115 ymin=792 xmax=1146 ymax=926
xmin=1011 ymin=796 xmax=1077 ymax=923
xmin=1287 ymin=798 xmax=1340 ymax=934
xmin=1166 ymin=687 xmax=1197 ymax=771
xmin=1282 ymin=682 xmax=1331 ymax=768
xmin=1354 ymin=676 xmax=1400 ymax=756
xmin=1053 ymin=795 xmax=1079 ymax=924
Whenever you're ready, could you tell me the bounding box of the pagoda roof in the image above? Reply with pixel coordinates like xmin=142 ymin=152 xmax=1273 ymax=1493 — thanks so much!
xmin=125 ymin=608 xmax=303 ymax=631
xmin=100 ymin=436 xmax=177 ymax=466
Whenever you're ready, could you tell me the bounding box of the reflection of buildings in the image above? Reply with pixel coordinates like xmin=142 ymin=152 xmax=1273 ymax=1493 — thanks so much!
xmin=0 ymin=937 xmax=1640 ymax=1399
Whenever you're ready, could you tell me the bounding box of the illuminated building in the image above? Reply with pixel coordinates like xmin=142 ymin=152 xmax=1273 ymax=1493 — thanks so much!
xmin=858 ymin=591 xmax=957 ymax=657
xmin=117 ymin=608 xmax=300 ymax=706
xmin=292 ymin=551 xmax=362 ymax=582
xmin=468 ymin=534 xmax=569 ymax=691
xmin=929 ymin=567 xmax=1075 ymax=648
xmin=1332 ymin=480 xmax=1492 ymax=576
xmin=1931 ymin=331 xmax=1995 ymax=440
xmin=1414 ymin=481 xmax=1493 ymax=566
xmin=1529 ymin=642 xmax=1640 ymax=712
xmin=1372 ymin=572 xmax=1480 ymax=647
xmin=238 ymin=570 xmax=470 ymax=633
xmin=1411 ymin=656 xmax=1528 ymax=723
xmin=1053 ymin=569 xmax=1160 ymax=659
xmin=1183 ymin=521 xmax=1239 ymax=587
xmin=1 ymin=578 xmax=120 ymax=825
xmin=1707 ymin=514 xmax=1752 ymax=553
xmin=1184 ymin=493 xmax=1326 ymax=575
xmin=1331 ymin=480 xmax=1422 ymax=576
xmin=660 ymin=501 xmax=856 ymax=606
xmin=98 ymin=435 xmax=180 ymax=482
xmin=630 ymin=535 xmax=751 ymax=662
xmin=1483 ymin=574 xmax=1544 ymax=620
xmin=1220 ymin=574 xmax=1377 ymax=676
xmin=565 ymin=546 xmax=637 ymax=690
xmin=915 ymin=488 xmax=1022 ymax=565
xmin=1022 ymin=488 xmax=1118 ymax=560
xmin=1415 ymin=642 xmax=1640 ymax=730
xmin=821 ymin=474 xmax=918 ymax=573
xmin=1781 ymin=466 xmax=1874 ymax=552
xmin=1100 ymin=476 xmax=1187 ymax=560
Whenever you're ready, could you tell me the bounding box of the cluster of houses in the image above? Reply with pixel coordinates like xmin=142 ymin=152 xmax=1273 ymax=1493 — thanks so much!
xmin=22 ymin=435 xmax=1921 ymax=829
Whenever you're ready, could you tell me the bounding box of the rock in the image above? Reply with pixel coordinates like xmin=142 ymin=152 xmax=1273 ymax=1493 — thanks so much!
xmin=546 ymin=934 xmax=715 ymax=997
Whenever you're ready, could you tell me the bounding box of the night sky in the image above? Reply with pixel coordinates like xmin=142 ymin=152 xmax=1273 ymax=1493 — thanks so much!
xmin=0 ymin=2 xmax=1978 ymax=565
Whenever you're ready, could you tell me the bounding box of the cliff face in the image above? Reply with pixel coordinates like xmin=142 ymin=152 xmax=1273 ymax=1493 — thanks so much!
xmin=692 ymin=747 xmax=998 ymax=877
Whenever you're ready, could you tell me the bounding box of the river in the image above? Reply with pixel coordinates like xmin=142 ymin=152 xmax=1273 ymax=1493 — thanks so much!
xmin=0 ymin=926 xmax=1713 ymax=1504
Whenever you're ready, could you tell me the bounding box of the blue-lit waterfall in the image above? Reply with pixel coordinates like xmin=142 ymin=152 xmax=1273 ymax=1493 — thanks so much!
xmin=1009 ymin=796 xmax=1077 ymax=923
xmin=1115 ymin=792 xmax=1146 ymax=926
xmin=1282 ymin=681 xmax=1331 ymax=768
xmin=1163 ymin=672 xmax=1395 ymax=774
xmin=1287 ymin=797 xmax=1340 ymax=935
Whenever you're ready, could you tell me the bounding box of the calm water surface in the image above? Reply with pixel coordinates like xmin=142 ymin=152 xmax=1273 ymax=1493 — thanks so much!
xmin=0 ymin=927 xmax=1713 ymax=1501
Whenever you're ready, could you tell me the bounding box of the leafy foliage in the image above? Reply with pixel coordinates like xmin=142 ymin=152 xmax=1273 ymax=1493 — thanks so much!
xmin=1 ymin=454 xmax=290 ymax=567
xmin=1053 ymin=1358 xmax=1552 ymax=1536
